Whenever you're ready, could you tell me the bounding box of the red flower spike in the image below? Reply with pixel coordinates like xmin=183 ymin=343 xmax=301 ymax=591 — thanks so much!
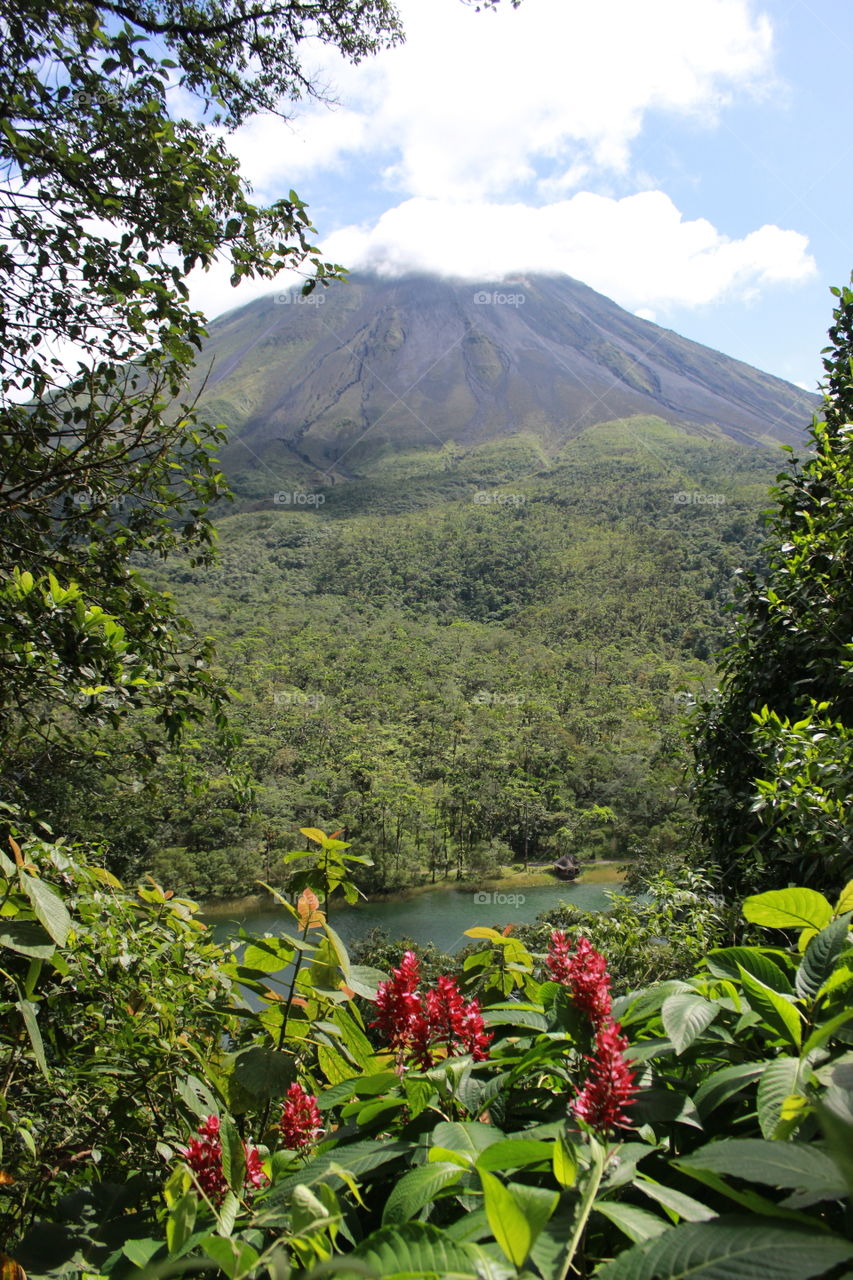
xmin=571 ymin=1019 xmax=637 ymax=1135
xmin=371 ymin=950 xmax=424 ymax=1051
xmin=181 ymin=1115 xmax=268 ymax=1205
xmin=280 ymin=1083 xmax=323 ymax=1150
xmin=371 ymin=955 xmax=492 ymax=1066
xmin=546 ymin=931 xmax=612 ymax=1024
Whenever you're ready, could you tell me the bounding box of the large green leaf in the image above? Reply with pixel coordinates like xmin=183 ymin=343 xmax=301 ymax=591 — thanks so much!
xmin=382 ymin=1162 xmax=463 ymax=1226
xmin=737 ymin=966 xmax=802 ymax=1049
xmin=595 ymin=1217 xmax=853 ymax=1279
xmin=705 ymin=946 xmax=792 ymax=992
xmin=232 ymin=1048 xmax=294 ymax=1100
xmin=796 ymin=917 xmax=851 ymax=1000
xmin=594 ymin=1201 xmax=671 ymax=1243
xmin=675 ymin=1138 xmax=845 ymax=1195
xmin=0 ymin=919 xmax=54 ymax=958
xmin=634 ymin=1176 xmax=715 ymax=1223
xmin=431 ymin=1120 xmax=502 ymax=1162
xmin=273 ymin=1139 xmax=410 ymax=1200
xmin=743 ymin=888 xmax=833 ymax=934
xmin=21 ymin=874 xmax=71 ymax=946
xmin=756 ymin=1057 xmax=805 ymax=1139
xmin=350 ymin=1221 xmax=487 ymax=1279
xmin=478 ymin=1172 xmax=556 ymax=1269
xmin=661 ymin=994 xmax=719 ymax=1054
xmin=476 ymin=1138 xmax=553 ymax=1172
xmin=693 ymin=1063 xmax=764 ymax=1121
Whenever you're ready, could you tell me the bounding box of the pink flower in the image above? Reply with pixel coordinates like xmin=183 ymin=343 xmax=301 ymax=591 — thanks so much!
xmin=280 ymin=1083 xmax=323 ymax=1150
xmin=546 ymin=931 xmax=612 ymax=1024
xmin=571 ymin=1020 xmax=637 ymax=1135
xmin=180 ymin=1115 xmax=268 ymax=1205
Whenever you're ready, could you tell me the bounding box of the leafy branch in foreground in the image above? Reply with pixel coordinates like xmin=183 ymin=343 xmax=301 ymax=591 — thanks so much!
xmin=4 ymin=822 xmax=851 ymax=1278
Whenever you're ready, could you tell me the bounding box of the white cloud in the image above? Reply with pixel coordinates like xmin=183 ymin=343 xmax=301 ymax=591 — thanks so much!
xmin=228 ymin=0 xmax=775 ymax=203
xmin=319 ymin=191 xmax=815 ymax=311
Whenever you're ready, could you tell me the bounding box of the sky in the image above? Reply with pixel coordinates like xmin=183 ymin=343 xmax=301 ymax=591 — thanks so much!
xmin=188 ymin=0 xmax=853 ymax=391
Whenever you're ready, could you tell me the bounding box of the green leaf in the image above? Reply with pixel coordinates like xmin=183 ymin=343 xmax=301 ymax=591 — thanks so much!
xmin=166 ymin=1192 xmax=197 ymax=1255
xmin=553 ymin=1133 xmax=578 ymax=1187
xmin=757 ymin=1057 xmax=806 ymax=1139
xmin=20 ymin=875 xmax=71 ymax=946
xmin=241 ymin=940 xmax=293 ymax=972
xmin=351 ymin=1221 xmax=486 ymax=1278
xmin=201 ymin=1236 xmax=259 ymax=1278
xmin=273 ymin=1139 xmax=410 ymax=1200
xmin=16 ymin=997 xmax=49 ymax=1078
xmin=737 ymin=966 xmax=802 ymax=1049
xmin=705 ymin=946 xmax=793 ymax=993
xmin=346 ymin=965 xmax=386 ymax=1000
xmin=594 ymin=1200 xmax=671 ymax=1243
xmin=675 ymin=1138 xmax=844 ymax=1193
xmin=693 ymin=1063 xmax=764 ymax=1121
xmin=478 ymin=1170 xmax=533 ymax=1268
xmin=595 ymin=1218 xmax=853 ymax=1280
xmin=431 ymin=1120 xmax=502 ymax=1162
xmin=635 ymin=1176 xmax=715 ymax=1223
xmin=382 ymin=1162 xmax=463 ymax=1225
xmin=796 ymin=917 xmax=851 ymax=1000
xmin=0 ymin=920 xmax=55 ymax=958
xmin=834 ymin=881 xmax=853 ymax=916
xmin=219 ymin=1118 xmax=245 ymax=1197
xmin=476 ymin=1138 xmax=553 ymax=1172
xmin=661 ymin=994 xmax=719 ymax=1054
xmin=233 ymin=1047 xmax=293 ymax=1100
xmin=743 ymin=888 xmax=833 ymax=934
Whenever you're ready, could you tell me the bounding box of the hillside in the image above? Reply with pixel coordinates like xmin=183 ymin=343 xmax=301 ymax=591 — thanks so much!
xmin=193 ymin=272 xmax=818 ymax=496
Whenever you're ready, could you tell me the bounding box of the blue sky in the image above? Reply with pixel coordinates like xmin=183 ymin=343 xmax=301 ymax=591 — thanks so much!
xmin=190 ymin=0 xmax=853 ymax=391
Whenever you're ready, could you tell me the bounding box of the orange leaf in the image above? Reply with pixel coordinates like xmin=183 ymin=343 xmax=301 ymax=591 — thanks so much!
xmin=0 ymin=1171 xmax=15 ymax=1185
xmin=297 ymin=889 xmax=325 ymax=928
xmin=8 ymin=837 xmax=23 ymax=869
xmin=0 ymin=1252 xmax=26 ymax=1280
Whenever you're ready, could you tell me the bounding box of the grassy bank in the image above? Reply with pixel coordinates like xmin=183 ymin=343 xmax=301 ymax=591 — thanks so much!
xmin=199 ymin=860 xmax=627 ymax=916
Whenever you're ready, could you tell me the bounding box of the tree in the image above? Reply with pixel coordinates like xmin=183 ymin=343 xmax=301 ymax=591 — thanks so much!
xmin=692 ymin=280 xmax=853 ymax=896
xmin=0 ymin=0 xmax=402 ymax=801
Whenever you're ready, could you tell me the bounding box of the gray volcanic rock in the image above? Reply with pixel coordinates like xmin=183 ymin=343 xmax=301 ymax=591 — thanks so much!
xmin=195 ymin=273 xmax=818 ymax=479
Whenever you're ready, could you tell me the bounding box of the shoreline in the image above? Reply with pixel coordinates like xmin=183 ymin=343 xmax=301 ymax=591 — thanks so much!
xmin=198 ymin=860 xmax=628 ymax=918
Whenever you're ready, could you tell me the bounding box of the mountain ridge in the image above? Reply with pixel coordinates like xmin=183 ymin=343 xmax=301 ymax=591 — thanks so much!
xmin=194 ymin=272 xmax=819 ymax=488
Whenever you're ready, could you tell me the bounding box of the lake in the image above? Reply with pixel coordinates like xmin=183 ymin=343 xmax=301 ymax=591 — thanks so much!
xmin=208 ymin=879 xmax=615 ymax=954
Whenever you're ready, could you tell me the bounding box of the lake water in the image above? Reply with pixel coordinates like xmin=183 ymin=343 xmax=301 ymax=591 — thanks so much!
xmin=208 ymin=879 xmax=615 ymax=954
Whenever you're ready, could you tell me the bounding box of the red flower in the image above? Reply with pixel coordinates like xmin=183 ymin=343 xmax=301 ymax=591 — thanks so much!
xmin=371 ymin=950 xmax=424 ymax=1051
xmin=372 ymin=956 xmax=492 ymax=1068
xmin=280 ymin=1083 xmax=323 ymax=1150
xmin=546 ymin=931 xmax=612 ymax=1024
xmin=571 ymin=1019 xmax=636 ymax=1135
xmin=181 ymin=1115 xmax=268 ymax=1205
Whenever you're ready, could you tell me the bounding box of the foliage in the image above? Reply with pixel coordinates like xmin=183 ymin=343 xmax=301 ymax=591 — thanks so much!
xmin=515 ymin=870 xmax=743 ymax=993
xmin=4 ymin=825 xmax=852 ymax=1279
xmin=694 ymin=281 xmax=853 ymax=897
xmin=0 ymin=0 xmax=400 ymax=820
